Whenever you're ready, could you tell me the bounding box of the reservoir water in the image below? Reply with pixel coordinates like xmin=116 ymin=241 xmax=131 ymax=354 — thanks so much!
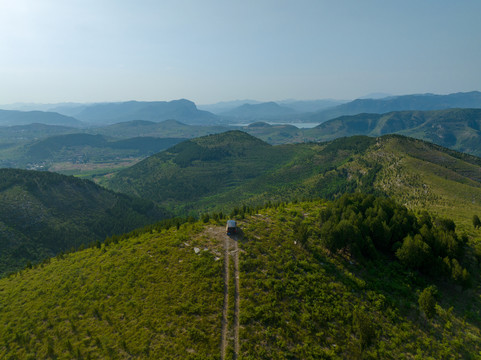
xmin=231 ymin=122 xmax=320 ymax=129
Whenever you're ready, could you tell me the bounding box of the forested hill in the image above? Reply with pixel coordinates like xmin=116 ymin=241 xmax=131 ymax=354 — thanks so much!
xmin=305 ymin=108 xmax=481 ymax=156
xmin=0 ymin=196 xmax=479 ymax=358
xmin=0 ymin=169 xmax=167 ymax=276
xmin=106 ymin=130 xmax=299 ymax=213
xmin=105 ymin=131 xmax=481 ymax=231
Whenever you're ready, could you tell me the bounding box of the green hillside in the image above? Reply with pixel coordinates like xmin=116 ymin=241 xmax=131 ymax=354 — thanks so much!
xmin=106 ymin=131 xmax=306 ymax=213
xmin=0 ymin=169 xmax=166 ymax=276
xmin=0 ymin=197 xmax=479 ymax=358
xmin=105 ymin=131 xmax=481 ymax=233
xmin=305 ymin=108 xmax=481 ymax=157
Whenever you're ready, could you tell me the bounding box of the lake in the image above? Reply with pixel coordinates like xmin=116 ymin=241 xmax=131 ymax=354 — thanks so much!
xmin=230 ymin=122 xmax=320 ymax=129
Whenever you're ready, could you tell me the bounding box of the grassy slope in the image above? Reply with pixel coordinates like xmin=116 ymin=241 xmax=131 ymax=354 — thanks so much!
xmin=364 ymin=135 xmax=481 ymax=233
xmin=0 ymin=222 xmax=223 ymax=359
xmin=0 ymin=201 xmax=479 ymax=359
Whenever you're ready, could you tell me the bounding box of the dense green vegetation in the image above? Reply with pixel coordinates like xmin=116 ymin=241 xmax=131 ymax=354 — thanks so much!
xmin=0 ymin=168 xmax=166 ymax=276
xmin=0 ymin=196 xmax=479 ymax=358
xmin=238 ymin=198 xmax=481 ymax=358
xmin=315 ymin=193 xmax=471 ymax=285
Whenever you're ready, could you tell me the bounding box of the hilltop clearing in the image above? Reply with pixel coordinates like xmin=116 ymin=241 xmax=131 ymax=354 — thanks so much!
xmin=0 ymin=196 xmax=479 ymax=358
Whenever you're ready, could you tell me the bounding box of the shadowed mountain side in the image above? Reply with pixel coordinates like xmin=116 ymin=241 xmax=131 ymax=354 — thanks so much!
xmin=0 ymin=169 xmax=167 ymax=276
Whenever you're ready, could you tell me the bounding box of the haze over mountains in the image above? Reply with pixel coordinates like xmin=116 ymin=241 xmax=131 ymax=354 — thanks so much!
xmin=0 ymin=110 xmax=82 ymax=127
xmin=0 ymin=91 xmax=479 ymax=127
xmin=304 ymin=91 xmax=481 ymax=123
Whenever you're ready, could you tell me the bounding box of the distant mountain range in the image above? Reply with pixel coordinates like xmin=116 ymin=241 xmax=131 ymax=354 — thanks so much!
xmin=305 ymin=91 xmax=481 ymax=123
xmin=198 ymin=98 xmax=346 ymax=114
xmin=220 ymin=101 xmax=297 ymax=120
xmin=304 ymin=108 xmax=481 ymax=156
xmin=1 ymin=91 xmax=481 ymax=127
xmin=0 ymin=110 xmax=82 ymax=127
xmin=64 ymin=99 xmax=220 ymax=125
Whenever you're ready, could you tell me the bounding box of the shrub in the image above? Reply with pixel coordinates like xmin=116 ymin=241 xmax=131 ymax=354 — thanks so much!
xmin=396 ymin=235 xmax=431 ymax=270
xmin=472 ymin=214 xmax=481 ymax=229
xmin=418 ymin=286 xmax=437 ymax=319
xmin=353 ymin=307 xmax=376 ymax=350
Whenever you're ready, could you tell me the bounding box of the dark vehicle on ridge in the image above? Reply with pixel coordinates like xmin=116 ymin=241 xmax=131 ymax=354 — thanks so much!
xmin=226 ymin=220 xmax=237 ymax=235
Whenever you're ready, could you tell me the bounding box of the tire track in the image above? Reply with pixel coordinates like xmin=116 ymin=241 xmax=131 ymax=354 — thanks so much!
xmin=219 ymin=228 xmax=241 ymax=360
xmin=221 ymin=234 xmax=230 ymax=360
xmin=233 ymin=237 xmax=240 ymax=359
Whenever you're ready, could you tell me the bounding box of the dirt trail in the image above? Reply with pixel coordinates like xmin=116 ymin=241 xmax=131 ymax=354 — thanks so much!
xmin=206 ymin=226 xmax=239 ymax=360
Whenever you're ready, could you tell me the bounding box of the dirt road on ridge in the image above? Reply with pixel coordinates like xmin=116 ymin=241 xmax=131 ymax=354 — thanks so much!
xmin=204 ymin=226 xmax=239 ymax=360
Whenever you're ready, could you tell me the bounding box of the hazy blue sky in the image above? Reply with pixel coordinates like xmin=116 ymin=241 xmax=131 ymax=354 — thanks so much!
xmin=1 ymin=0 xmax=480 ymax=104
